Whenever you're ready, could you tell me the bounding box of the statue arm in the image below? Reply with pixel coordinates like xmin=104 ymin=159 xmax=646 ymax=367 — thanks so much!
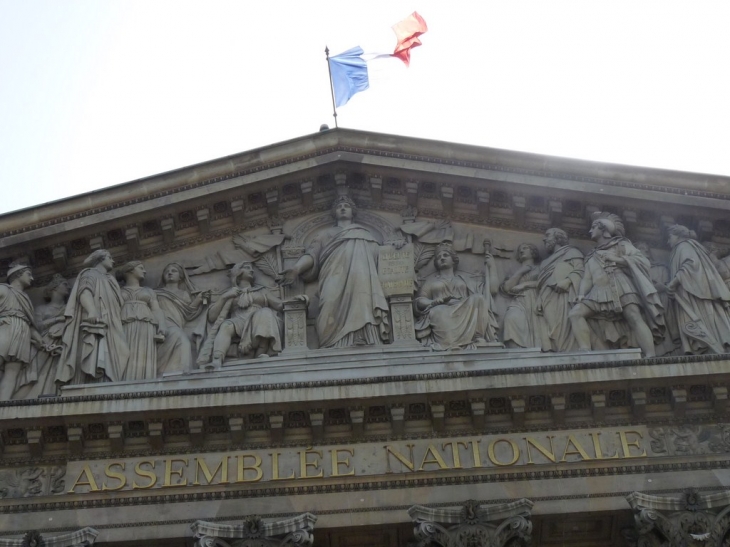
xmin=78 ymin=288 xmax=100 ymax=322
xmin=148 ymin=293 xmax=168 ymax=334
xmin=207 ymin=288 xmax=239 ymax=322
xmin=280 ymin=255 xmax=314 ymax=285
xmin=502 ymin=265 xmax=532 ymax=293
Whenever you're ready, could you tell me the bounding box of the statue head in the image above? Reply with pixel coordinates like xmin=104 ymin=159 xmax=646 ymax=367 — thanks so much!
xmin=158 ymin=262 xmax=197 ymax=293
xmin=590 ymin=212 xmax=625 ymax=240
xmin=516 ymin=243 xmax=540 ymax=264
xmin=331 ymin=195 xmax=357 ymax=221
xmin=544 ymin=228 xmax=569 ymax=253
xmin=84 ymin=249 xmax=114 ymax=270
xmin=116 ymin=260 xmax=145 ymax=282
xmin=7 ymin=262 xmax=32 ymax=286
xmin=635 ymin=241 xmax=654 ymax=260
xmin=42 ymin=274 xmax=70 ymax=302
xmin=231 ymin=261 xmax=255 ymax=284
xmin=434 ymin=242 xmax=459 ymax=270
xmin=667 ymin=224 xmax=697 ymax=247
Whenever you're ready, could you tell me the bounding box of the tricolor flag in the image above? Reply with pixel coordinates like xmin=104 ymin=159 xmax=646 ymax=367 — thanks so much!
xmin=328 ymin=12 xmax=428 ymax=108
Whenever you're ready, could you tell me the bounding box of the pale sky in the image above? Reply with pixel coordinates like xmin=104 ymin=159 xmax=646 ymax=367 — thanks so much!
xmin=1 ymin=1 xmax=729 ymax=215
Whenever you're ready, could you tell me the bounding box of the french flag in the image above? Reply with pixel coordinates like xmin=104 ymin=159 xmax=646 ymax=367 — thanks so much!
xmin=328 ymin=12 xmax=428 ymax=107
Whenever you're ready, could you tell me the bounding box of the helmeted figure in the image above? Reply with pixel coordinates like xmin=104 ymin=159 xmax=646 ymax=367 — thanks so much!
xmin=0 ymin=263 xmax=43 ymax=400
xmin=569 ymin=213 xmax=664 ymax=357
xmin=537 ymin=228 xmax=584 ymax=352
xmin=57 ymin=249 xmax=130 ymax=385
xmin=666 ymin=224 xmax=730 ymax=354
xmin=281 ymin=196 xmax=391 ymax=348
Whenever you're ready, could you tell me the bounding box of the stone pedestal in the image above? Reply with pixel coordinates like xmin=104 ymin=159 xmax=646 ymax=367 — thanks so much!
xmin=191 ymin=513 xmax=317 ymax=547
xmin=282 ymin=299 xmax=308 ymax=353
xmin=389 ymin=294 xmax=419 ymax=345
xmin=408 ymin=499 xmax=533 ymax=547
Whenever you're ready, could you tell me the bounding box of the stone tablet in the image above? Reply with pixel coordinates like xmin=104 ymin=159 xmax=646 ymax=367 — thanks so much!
xmin=378 ymin=244 xmax=415 ymax=296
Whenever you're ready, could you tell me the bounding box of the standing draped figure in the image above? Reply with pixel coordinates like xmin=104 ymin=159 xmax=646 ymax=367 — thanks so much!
xmin=501 ymin=243 xmax=542 ymax=349
xmin=156 ymin=263 xmax=208 ymax=374
xmin=537 ymin=228 xmax=584 ymax=352
xmin=281 ymin=196 xmax=391 ymax=348
xmin=667 ymin=225 xmax=730 ymax=354
xmin=118 ymin=261 xmax=166 ymax=381
xmin=58 ymin=250 xmax=130 ymax=385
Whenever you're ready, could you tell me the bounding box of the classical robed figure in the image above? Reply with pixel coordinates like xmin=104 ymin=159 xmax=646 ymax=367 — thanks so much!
xmin=282 ymin=196 xmax=390 ymax=348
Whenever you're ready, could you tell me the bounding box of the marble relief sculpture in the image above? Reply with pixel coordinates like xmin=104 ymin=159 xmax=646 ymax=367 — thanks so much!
xmin=155 ymin=263 xmax=209 ymax=375
xmin=14 ymin=274 xmax=69 ymax=398
xmin=635 ymin=242 xmax=679 ymax=356
xmin=414 ymin=243 xmax=499 ymax=350
xmin=281 ymin=196 xmax=392 ymax=348
xmin=666 ymin=224 xmax=730 ymax=354
xmin=206 ymin=262 xmax=285 ymax=366
xmin=568 ymin=213 xmax=664 ymax=357
xmin=537 ymin=228 xmax=583 ymax=352
xmin=0 ymin=263 xmax=44 ymax=401
xmin=501 ymin=243 xmax=541 ymax=349
xmin=57 ymin=250 xmax=130 ymax=385
xmin=117 ymin=261 xmax=167 ymax=381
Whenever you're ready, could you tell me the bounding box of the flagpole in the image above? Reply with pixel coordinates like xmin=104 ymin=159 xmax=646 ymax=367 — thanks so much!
xmin=324 ymin=46 xmax=339 ymax=128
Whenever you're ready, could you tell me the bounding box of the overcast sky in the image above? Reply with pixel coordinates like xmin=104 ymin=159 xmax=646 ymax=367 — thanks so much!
xmin=1 ymin=1 xmax=729 ymax=215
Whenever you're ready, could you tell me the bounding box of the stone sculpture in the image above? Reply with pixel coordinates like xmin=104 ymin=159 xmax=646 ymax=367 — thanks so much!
xmin=501 ymin=243 xmax=541 ymax=348
xmin=281 ymin=196 xmax=391 ymax=348
xmin=155 ymin=263 xmax=208 ymax=374
xmin=117 ymin=261 xmax=167 ymax=380
xmin=206 ymin=261 xmax=284 ymax=366
xmin=635 ymin=242 xmax=679 ymax=356
xmin=666 ymin=224 xmax=730 ymax=354
xmin=537 ymin=228 xmax=583 ymax=352
xmin=0 ymin=263 xmax=44 ymax=401
xmin=702 ymin=241 xmax=730 ymax=290
xmin=14 ymin=274 xmax=69 ymax=398
xmin=414 ymin=242 xmax=499 ymax=350
xmin=568 ymin=213 xmax=664 ymax=357
xmin=57 ymin=250 xmax=130 ymax=385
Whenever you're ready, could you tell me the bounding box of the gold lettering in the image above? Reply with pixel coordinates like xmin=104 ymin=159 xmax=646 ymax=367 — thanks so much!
xmin=470 ymin=440 xmax=483 ymax=467
xmin=162 ymin=458 xmax=188 ymax=488
xmin=418 ymin=444 xmax=449 ymax=471
xmin=488 ymin=439 xmax=520 ymax=466
xmin=102 ymin=462 xmax=126 ymax=491
xmin=591 ymin=432 xmax=618 ymax=460
xmin=560 ymin=435 xmax=592 ymax=462
xmin=442 ymin=441 xmax=468 ymax=468
xmin=299 ymin=448 xmax=324 ymax=479
xmin=68 ymin=464 xmax=100 ymax=493
xmin=235 ymin=454 xmax=263 ymax=483
xmin=524 ymin=436 xmax=556 ymax=464
xmin=330 ymin=448 xmax=355 ymax=477
xmin=193 ymin=457 xmax=228 ymax=486
xmin=132 ymin=460 xmax=157 ymax=489
xmin=385 ymin=444 xmax=415 ymax=473
xmin=619 ymin=430 xmax=647 ymax=458
xmin=271 ymin=451 xmax=295 ymax=481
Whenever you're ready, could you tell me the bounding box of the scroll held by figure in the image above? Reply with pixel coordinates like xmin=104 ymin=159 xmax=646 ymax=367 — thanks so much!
xmin=414 ymin=242 xmax=499 ymax=350
xmin=568 ymin=213 xmax=664 ymax=357
xmin=0 ymin=263 xmax=45 ymax=401
xmin=57 ymin=250 xmax=130 ymax=386
xmin=666 ymin=225 xmax=730 ymax=354
xmin=280 ymin=196 xmax=391 ymax=348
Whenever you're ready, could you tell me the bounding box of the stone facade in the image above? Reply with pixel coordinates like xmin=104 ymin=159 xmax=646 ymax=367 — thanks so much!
xmin=0 ymin=128 xmax=729 ymax=545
